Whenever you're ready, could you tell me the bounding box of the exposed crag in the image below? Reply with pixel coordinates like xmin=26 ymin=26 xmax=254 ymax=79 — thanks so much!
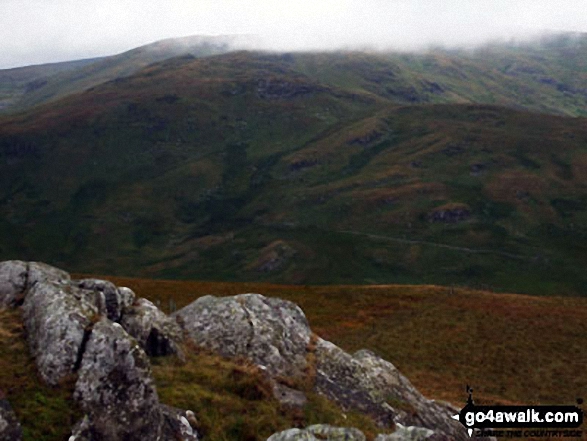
xmin=0 ymin=260 xmax=485 ymax=441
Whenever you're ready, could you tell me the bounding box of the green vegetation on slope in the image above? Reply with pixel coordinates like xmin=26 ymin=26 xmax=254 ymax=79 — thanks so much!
xmin=1 ymin=42 xmax=587 ymax=295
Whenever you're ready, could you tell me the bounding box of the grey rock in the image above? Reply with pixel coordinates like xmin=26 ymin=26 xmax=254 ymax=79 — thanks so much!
xmin=315 ymin=344 xmax=469 ymax=441
xmin=272 ymin=382 xmax=308 ymax=409
xmin=120 ymin=298 xmax=183 ymax=357
xmin=73 ymin=279 xmax=134 ymax=321
xmin=0 ymin=260 xmax=27 ymax=308
xmin=314 ymin=339 xmax=396 ymax=426
xmin=267 ymin=424 xmax=366 ymax=441
xmin=27 ymin=261 xmax=70 ymax=288
xmin=22 ymin=281 xmax=93 ymax=385
xmin=160 ymin=405 xmax=199 ymax=441
xmin=0 ymin=260 xmax=70 ymax=308
xmin=74 ymin=319 xmax=162 ymax=441
xmin=174 ymin=293 xmax=311 ymax=378
xmin=0 ymin=398 xmax=22 ymax=441
xmin=374 ymin=424 xmax=435 ymax=441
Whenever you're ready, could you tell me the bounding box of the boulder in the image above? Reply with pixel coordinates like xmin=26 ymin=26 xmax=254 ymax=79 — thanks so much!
xmin=22 ymin=281 xmax=94 ymax=385
xmin=267 ymin=424 xmax=366 ymax=441
xmin=120 ymin=298 xmax=183 ymax=357
xmin=74 ymin=319 xmax=163 ymax=441
xmin=174 ymin=294 xmax=311 ymax=378
xmin=0 ymin=398 xmax=22 ymax=441
xmin=73 ymin=279 xmax=134 ymax=321
xmin=0 ymin=260 xmax=27 ymax=308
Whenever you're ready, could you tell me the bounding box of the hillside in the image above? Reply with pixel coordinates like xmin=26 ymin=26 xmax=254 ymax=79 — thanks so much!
xmin=0 ymin=58 xmax=100 ymax=111
xmin=1 ymin=38 xmax=587 ymax=295
xmin=2 ymin=33 xmax=587 ymax=116
xmin=0 ymin=35 xmax=241 ymax=114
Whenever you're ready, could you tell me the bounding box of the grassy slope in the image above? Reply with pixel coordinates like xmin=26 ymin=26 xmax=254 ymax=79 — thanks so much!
xmin=1 ymin=44 xmax=587 ymax=295
xmin=74 ymin=275 xmax=587 ymax=411
xmin=0 ymin=35 xmax=239 ymax=114
xmin=0 ymin=58 xmax=99 ymax=112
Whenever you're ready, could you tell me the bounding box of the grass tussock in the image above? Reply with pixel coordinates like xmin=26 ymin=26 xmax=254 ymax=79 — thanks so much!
xmin=151 ymin=340 xmax=385 ymax=441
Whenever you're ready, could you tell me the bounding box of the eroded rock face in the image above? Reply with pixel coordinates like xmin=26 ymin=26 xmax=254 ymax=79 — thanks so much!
xmin=314 ymin=339 xmax=396 ymax=426
xmin=174 ymin=293 xmax=311 ymax=378
xmin=22 ymin=281 xmax=94 ymax=385
xmin=267 ymin=424 xmax=366 ymax=441
xmin=0 ymin=260 xmax=27 ymax=308
xmin=74 ymin=319 xmax=162 ymax=441
xmin=315 ymin=344 xmax=468 ymax=441
xmin=120 ymin=298 xmax=182 ymax=357
xmin=0 ymin=398 xmax=22 ymax=441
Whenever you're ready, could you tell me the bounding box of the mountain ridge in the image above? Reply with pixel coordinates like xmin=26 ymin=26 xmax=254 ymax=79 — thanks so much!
xmin=1 ymin=36 xmax=587 ymax=295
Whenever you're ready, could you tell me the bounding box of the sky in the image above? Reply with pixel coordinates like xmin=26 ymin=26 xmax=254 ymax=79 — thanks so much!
xmin=1 ymin=0 xmax=586 ymax=69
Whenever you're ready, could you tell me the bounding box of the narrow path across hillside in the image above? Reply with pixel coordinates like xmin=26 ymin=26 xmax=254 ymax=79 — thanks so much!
xmin=339 ymin=230 xmax=530 ymax=260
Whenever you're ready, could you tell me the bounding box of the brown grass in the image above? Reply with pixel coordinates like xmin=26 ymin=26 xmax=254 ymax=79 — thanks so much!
xmin=76 ymin=274 xmax=587 ymax=411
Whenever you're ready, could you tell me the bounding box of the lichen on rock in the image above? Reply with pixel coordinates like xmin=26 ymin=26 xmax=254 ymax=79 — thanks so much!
xmin=174 ymin=293 xmax=312 ymax=379
xmin=73 ymin=319 xmax=163 ymax=441
xmin=22 ymin=280 xmax=94 ymax=385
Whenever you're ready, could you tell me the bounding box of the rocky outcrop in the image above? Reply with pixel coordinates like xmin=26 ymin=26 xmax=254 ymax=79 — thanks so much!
xmin=0 ymin=260 xmax=196 ymax=440
xmin=256 ymin=79 xmax=324 ymax=100
xmin=22 ymin=280 xmax=94 ymax=385
xmin=3 ymin=260 xmax=474 ymax=441
xmin=73 ymin=319 xmax=164 ymax=441
xmin=120 ymin=298 xmax=183 ymax=357
xmin=267 ymin=424 xmax=366 ymax=441
xmin=174 ymin=293 xmax=312 ymax=378
xmin=0 ymin=398 xmax=22 ymax=441
xmin=315 ymin=346 xmax=466 ymax=439
xmin=176 ymin=293 xmax=471 ymax=441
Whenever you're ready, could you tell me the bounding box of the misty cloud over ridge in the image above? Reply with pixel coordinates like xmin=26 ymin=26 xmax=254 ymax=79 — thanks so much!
xmin=1 ymin=0 xmax=586 ymax=68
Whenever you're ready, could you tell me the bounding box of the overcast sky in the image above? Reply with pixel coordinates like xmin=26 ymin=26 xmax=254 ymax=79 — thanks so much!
xmin=1 ymin=0 xmax=586 ymax=69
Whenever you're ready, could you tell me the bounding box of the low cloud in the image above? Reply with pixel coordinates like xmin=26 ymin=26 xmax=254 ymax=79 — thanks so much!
xmin=1 ymin=0 xmax=586 ymax=68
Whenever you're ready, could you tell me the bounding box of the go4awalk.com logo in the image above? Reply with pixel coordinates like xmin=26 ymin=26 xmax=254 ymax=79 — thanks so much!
xmin=452 ymin=386 xmax=584 ymax=438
